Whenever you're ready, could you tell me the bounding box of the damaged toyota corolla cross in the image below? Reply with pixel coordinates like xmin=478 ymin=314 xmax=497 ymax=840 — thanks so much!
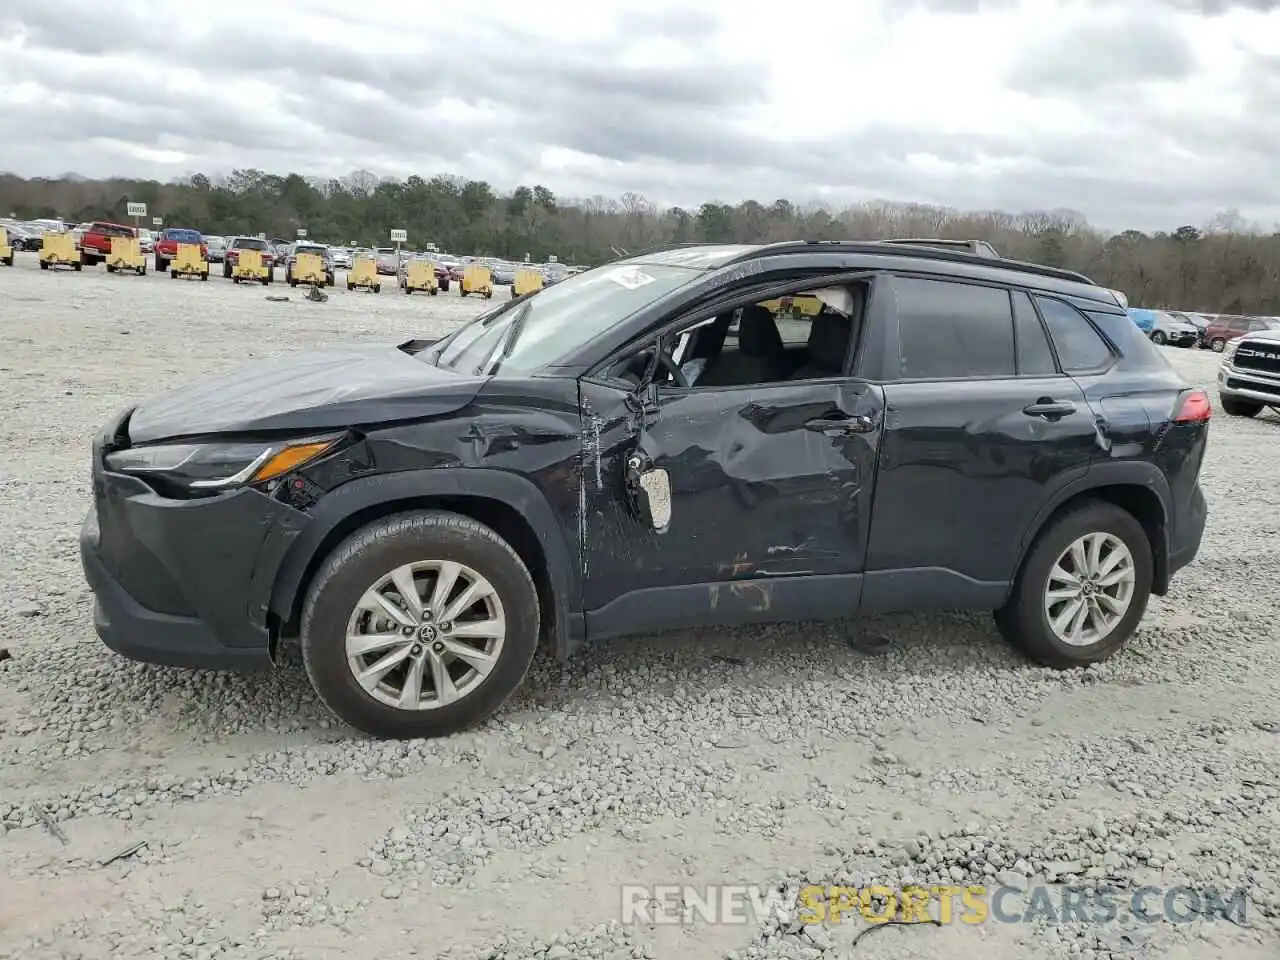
xmin=80 ymin=239 xmax=1210 ymax=739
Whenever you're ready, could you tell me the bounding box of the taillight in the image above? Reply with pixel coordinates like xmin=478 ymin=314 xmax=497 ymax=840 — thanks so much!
xmin=1174 ymin=389 xmax=1211 ymax=424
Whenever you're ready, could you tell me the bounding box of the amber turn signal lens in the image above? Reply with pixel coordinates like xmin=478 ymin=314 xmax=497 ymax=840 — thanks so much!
xmin=250 ymin=441 xmax=336 ymax=482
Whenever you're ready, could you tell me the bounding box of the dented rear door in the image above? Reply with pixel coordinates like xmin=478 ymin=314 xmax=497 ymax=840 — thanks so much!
xmin=577 ymin=377 xmax=884 ymax=614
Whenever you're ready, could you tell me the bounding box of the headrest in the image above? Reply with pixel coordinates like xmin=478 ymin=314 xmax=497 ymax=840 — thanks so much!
xmin=807 ymin=311 xmax=851 ymax=373
xmin=737 ymin=305 xmax=785 ymax=356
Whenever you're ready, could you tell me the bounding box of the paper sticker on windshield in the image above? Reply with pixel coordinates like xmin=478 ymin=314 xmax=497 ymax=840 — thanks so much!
xmin=606 ymin=267 xmax=656 ymax=290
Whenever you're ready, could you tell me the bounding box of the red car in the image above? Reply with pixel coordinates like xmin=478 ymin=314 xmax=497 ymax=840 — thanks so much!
xmin=153 ymin=227 xmax=207 ymax=271
xmin=77 ymin=221 xmax=136 ymax=267
xmin=1201 ymin=315 xmax=1280 ymax=352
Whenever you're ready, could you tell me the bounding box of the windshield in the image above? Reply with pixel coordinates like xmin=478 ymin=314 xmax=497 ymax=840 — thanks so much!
xmin=435 ymin=262 xmax=700 ymax=375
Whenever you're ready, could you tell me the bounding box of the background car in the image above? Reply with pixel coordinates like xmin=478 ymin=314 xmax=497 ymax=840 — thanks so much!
xmin=374 ymin=248 xmax=399 ymax=275
xmin=1148 ymin=311 xmax=1199 ymax=347
xmin=153 ymin=227 xmax=207 ymax=271
xmin=490 ymin=262 xmax=516 ymax=285
xmin=1202 ymin=315 xmax=1280 ymax=352
xmin=329 ymin=246 xmax=353 ymax=269
xmin=205 ymin=236 xmax=228 ymax=263
xmin=222 ymin=236 xmax=276 ymax=279
xmin=284 ymin=241 xmax=336 ymax=286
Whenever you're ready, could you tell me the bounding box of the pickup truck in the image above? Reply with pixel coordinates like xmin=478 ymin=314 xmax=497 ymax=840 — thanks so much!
xmin=221 ymin=236 xmax=276 ymax=279
xmin=154 ymin=227 xmax=207 ymax=271
xmin=76 ymin=221 xmax=137 ymax=267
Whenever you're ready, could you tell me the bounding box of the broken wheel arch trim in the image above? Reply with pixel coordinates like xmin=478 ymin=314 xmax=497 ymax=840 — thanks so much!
xmin=259 ymin=467 xmax=580 ymax=656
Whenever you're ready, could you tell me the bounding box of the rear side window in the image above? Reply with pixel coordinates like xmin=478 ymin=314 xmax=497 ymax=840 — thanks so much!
xmin=1085 ymin=311 xmax=1172 ymax=370
xmin=1011 ymin=291 xmax=1058 ymax=376
xmin=895 ymin=278 xmax=1015 ymax=379
xmin=1034 ymin=296 xmax=1113 ymax=373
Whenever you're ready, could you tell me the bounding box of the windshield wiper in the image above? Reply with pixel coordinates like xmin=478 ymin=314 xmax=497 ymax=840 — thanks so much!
xmin=475 ymin=303 xmax=532 ymax=376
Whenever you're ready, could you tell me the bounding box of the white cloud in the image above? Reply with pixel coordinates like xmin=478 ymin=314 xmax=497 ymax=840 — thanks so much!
xmin=0 ymin=0 xmax=1277 ymax=229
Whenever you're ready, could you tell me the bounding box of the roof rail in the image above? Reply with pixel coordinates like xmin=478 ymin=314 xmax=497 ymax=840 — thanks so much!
xmin=730 ymin=240 xmax=1093 ymax=285
xmin=881 ymin=238 xmax=1001 ymax=259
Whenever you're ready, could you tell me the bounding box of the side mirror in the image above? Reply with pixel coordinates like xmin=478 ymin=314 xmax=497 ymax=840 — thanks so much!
xmin=625 ymin=453 xmax=671 ymax=534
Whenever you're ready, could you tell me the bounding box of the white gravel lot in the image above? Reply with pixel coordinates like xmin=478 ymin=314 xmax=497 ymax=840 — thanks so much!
xmin=1 ymin=253 xmax=1278 ymax=960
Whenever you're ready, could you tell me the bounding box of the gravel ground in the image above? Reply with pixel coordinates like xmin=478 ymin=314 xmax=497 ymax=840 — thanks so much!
xmin=0 ymin=253 xmax=1277 ymax=960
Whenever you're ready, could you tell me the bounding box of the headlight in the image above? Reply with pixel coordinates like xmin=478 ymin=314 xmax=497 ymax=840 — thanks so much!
xmin=1222 ymin=339 xmax=1240 ymax=361
xmin=105 ymin=436 xmax=339 ymax=491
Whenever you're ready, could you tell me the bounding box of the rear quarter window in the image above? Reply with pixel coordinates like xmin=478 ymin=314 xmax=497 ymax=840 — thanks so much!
xmin=1085 ymin=310 xmax=1172 ymax=371
xmin=1034 ymin=296 xmax=1115 ymax=373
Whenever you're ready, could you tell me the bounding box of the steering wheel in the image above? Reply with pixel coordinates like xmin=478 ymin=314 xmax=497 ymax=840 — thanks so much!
xmin=654 ymin=348 xmax=690 ymax=388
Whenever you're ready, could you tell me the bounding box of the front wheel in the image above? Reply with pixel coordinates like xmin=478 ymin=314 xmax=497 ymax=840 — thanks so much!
xmin=1221 ymin=395 xmax=1263 ymax=417
xmin=300 ymin=510 xmax=540 ymax=739
xmin=1211 ymin=338 xmax=1226 ymax=352
xmin=994 ymin=500 xmax=1152 ymax=668
xmin=1150 ymin=330 xmax=1167 ymax=345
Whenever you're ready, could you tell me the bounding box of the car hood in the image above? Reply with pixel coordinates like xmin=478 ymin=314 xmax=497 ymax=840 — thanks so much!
xmin=1236 ymin=329 xmax=1280 ymax=346
xmin=126 ymin=343 xmax=484 ymax=443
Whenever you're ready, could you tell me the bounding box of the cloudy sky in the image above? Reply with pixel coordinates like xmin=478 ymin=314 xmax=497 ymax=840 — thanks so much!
xmin=0 ymin=0 xmax=1277 ymax=229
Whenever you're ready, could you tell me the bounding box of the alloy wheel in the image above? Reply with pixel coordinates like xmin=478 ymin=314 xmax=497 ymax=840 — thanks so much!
xmin=344 ymin=560 xmax=506 ymax=711
xmin=1043 ymin=532 xmax=1136 ymax=647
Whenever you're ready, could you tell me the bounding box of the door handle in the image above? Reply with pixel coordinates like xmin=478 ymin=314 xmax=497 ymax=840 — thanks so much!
xmin=1023 ymin=399 xmax=1077 ymax=419
xmin=804 ymin=414 xmax=876 ymax=436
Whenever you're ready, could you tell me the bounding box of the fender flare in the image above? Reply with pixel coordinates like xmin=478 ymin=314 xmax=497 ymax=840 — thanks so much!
xmin=267 ymin=467 xmax=578 ymax=653
xmin=1013 ymin=461 xmax=1171 ymax=587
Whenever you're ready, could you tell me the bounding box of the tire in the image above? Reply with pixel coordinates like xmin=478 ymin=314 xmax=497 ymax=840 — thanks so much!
xmin=2 ymin=255 xmax=11 ymax=267
xmin=289 ymin=278 xmax=297 ymax=288
xmin=138 ymin=265 xmax=146 ymax=276
xmin=404 ymin=286 xmax=412 ymax=294
xmin=233 ymin=276 xmax=240 ymax=285
xmin=1221 ymin=395 xmax=1263 ymax=417
xmin=439 ymin=278 xmax=449 ymax=292
xmin=429 ymin=287 xmax=438 ymax=296
xmin=223 ymin=265 xmax=232 ymax=279
xmin=1211 ymin=338 xmax=1226 ymax=352
xmin=106 ymin=264 xmax=116 ymax=273
xmin=373 ymin=284 xmax=381 ymax=293
xmin=39 ymin=260 xmax=49 ymax=270
xmin=155 ymin=258 xmax=168 ymax=271
xmin=1150 ymin=331 xmax=1166 ymax=345
xmin=300 ymin=510 xmax=540 ymax=739
xmin=73 ymin=262 xmax=82 ymax=271
xmin=994 ymin=500 xmax=1152 ymax=669
xmin=260 ymin=276 xmax=269 ymax=286
xmin=347 ymin=282 xmax=355 ymax=291
xmin=171 ymin=269 xmax=178 ymax=279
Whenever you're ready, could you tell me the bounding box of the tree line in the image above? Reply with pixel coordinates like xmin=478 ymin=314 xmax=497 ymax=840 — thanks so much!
xmin=2 ymin=168 xmax=1277 ymax=314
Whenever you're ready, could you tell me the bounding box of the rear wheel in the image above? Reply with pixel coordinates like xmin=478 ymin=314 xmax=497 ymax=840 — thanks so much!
xmin=300 ymin=510 xmax=540 ymax=739
xmin=73 ymin=262 xmax=82 ymax=271
xmin=1221 ymin=395 xmax=1263 ymax=417
xmin=170 ymin=269 xmax=178 ymax=279
xmin=995 ymin=500 xmax=1151 ymax=668
xmin=106 ymin=264 xmax=116 ymax=273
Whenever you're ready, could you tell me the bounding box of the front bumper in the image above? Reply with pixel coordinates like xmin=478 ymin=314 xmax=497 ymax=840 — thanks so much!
xmin=1164 ymin=331 xmax=1199 ymax=347
xmin=1218 ymin=362 xmax=1280 ymax=404
xmin=78 ymin=440 xmax=309 ymax=670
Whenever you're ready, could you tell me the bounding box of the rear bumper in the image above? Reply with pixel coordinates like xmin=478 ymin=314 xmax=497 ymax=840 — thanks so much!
xmin=1167 ymin=483 xmax=1206 ymax=581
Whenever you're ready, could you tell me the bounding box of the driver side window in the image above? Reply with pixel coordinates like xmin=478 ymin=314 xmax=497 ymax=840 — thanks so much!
xmin=608 ymin=282 xmax=868 ymax=389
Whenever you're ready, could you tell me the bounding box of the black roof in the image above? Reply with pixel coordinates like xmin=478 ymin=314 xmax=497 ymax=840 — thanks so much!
xmin=621 ymin=239 xmax=1094 ymax=286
